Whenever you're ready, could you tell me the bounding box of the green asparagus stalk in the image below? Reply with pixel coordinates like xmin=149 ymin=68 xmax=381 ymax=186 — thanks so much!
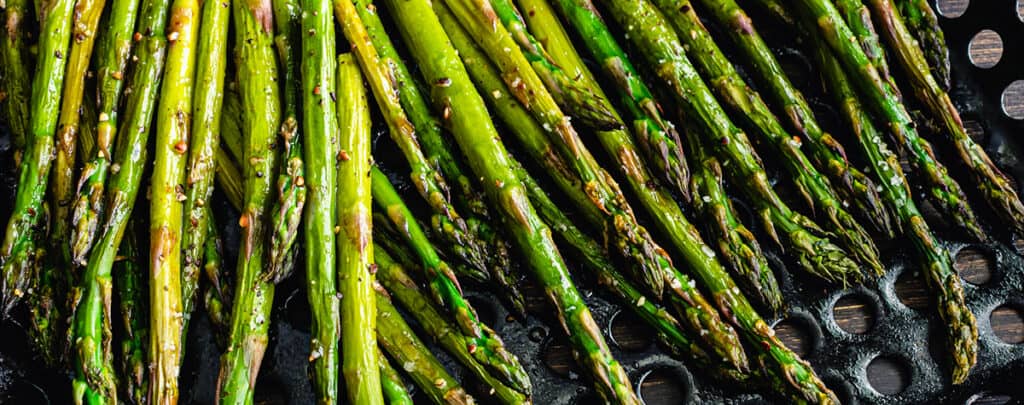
xmin=511 ymin=0 xmax=693 ymax=200
xmin=77 ymin=92 xmax=98 ymax=163
xmin=783 ymin=0 xmax=984 ymax=240
xmin=696 ymin=0 xmax=891 ymax=238
xmin=435 ymin=1 xmax=746 ymax=371
xmin=868 ymin=0 xmax=1024 ymax=235
xmin=380 ymin=0 xmax=637 ymax=399
xmin=0 ymin=0 xmax=32 ymax=153
xmin=510 ymin=1 xmax=832 ymax=399
xmin=181 ymin=0 xmax=231 ymax=332
xmin=486 ymin=0 xmax=621 ymax=131
xmin=266 ymin=0 xmax=305 ymax=282
xmin=27 ymin=208 xmax=61 ymax=366
xmin=371 ymin=167 xmax=530 ymax=394
xmin=651 ymin=0 xmax=882 ymax=274
xmin=70 ymin=0 xmax=173 ymax=397
xmin=816 ymin=40 xmax=977 ymax=384
xmin=378 ymin=349 xmax=414 ymax=405
xmin=216 ymin=0 xmax=283 ymax=398
xmin=374 ymin=248 xmax=529 ymax=404
xmin=297 ymin=0 xmax=339 ymax=401
xmin=53 ymin=0 xmax=106 ymax=283
xmin=0 ymin=0 xmax=74 ymax=316
xmin=833 ymin=0 xmax=896 ymax=90
xmin=602 ymin=0 xmax=861 ymax=284
xmin=148 ymin=0 xmax=200 ymax=399
xmin=336 ymin=53 xmax=384 ymax=405
xmin=115 ymin=224 xmax=147 ymax=405
xmin=437 ymin=4 xmax=748 ymax=369
xmin=685 ymin=132 xmax=783 ymax=313
xmin=69 ymin=0 xmax=143 ymax=265
xmin=894 ymin=0 xmax=949 ymax=89
xmin=202 ymin=216 xmax=232 ymax=347
xmin=219 ymin=87 xmax=245 ymax=163
xmin=215 ymin=147 xmax=244 ymax=210
xmin=335 ymin=0 xmax=495 ymax=289
xmin=350 ymin=0 xmax=523 ymax=315
xmin=375 ymin=285 xmax=476 ymax=405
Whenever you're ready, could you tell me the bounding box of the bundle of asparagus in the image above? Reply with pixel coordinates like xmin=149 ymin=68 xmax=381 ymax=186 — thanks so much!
xmin=0 ymin=0 xmax=1014 ymax=402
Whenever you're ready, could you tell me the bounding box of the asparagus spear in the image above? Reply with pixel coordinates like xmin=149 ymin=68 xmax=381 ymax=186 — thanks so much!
xmin=684 ymin=131 xmax=783 ymax=313
xmin=511 ymin=2 xmax=832 ymax=399
xmin=216 ymin=0 xmax=282 ymax=398
xmin=602 ymin=0 xmax=860 ymax=285
xmin=485 ymin=0 xmax=621 ymax=131
xmin=379 ymin=349 xmax=415 ymax=405
xmin=509 ymin=0 xmax=693 ymax=200
xmin=371 ymin=167 xmax=530 ymax=394
xmin=53 ymin=0 xmax=106 ymax=283
xmin=436 ymin=1 xmax=745 ymax=371
xmin=783 ymin=0 xmax=984 ymax=240
xmin=70 ymin=0 xmax=143 ymax=265
xmin=335 ymin=0 xmax=495 ymax=289
xmin=181 ymin=0 xmax=231 ymax=331
xmin=894 ymin=0 xmax=949 ymax=89
xmin=219 ymin=88 xmax=245 ymax=163
xmin=336 ymin=53 xmax=384 ymax=405
xmin=70 ymin=0 xmax=172 ymax=397
xmin=0 ymin=0 xmax=32 ymax=154
xmin=297 ymin=0 xmax=339 ymax=401
xmin=833 ymin=0 xmax=896 ymax=90
xmin=202 ymin=215 xmax=233 ymax=347
xmin=651 ymin=0 xmax=882 ymax=274
xmin=115 ymin=224 xmax=147 ymax=405
xmin=215 ymin=147 xmax=244 ymax=210
xmin=374 ymin=248 xmax=529 ymax=405
xmin=0 ymin=0 xmax=74 ymax=316
xmin=148 ymin=0 xmax=200 ymax=399
xmin=816 ymin=40 xmax=977 ymax=384
xmin=380 ymin=0 xmax=637 ymax=399
xmin=349 ymin=0 xmax=523 ymax=314
xmin=868 ymin=0 xmax=1024 ymax=235
xmin=375 ymin=286 xmax=476 ymax=405
xmin=27 ymin=207 xmax=61 ymax=366
xmin=266 ymin=0 xmax=305 ymax=282
xmin=696 ymin=0 xmax=890 ymax=238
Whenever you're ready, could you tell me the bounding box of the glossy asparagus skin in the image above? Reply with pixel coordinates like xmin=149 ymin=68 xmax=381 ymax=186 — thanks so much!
xmin=869 ymin=0 xmax=1024 ymax=235
xmin=202 ymin=216 xmax=232 ymax=346
xmin=513 ymin=1 xmax=830 ymax=399
xmin=375 ymin=286 xmax=476 ymax=405
xmin=895 ymin=0 xmax=949 ymax=89
xmin=0 ymin=0 xmax=74 ymax=316
xmin=182 ymin=0 xmax=231 ymax=329
xmin=349 ymin=0 xmax=523 ymax=314
xmin=379 ymin=349 xmax=414 ymax=405
xmin=115 ymin=225 xmax=147 ymax=405
xmin=70 ymin=0 xmax=143 ymax=265
xmin=685 ymin=131 xmax=783 ymax=313
xmin=216 ymin=0 xmax=282 ymax=398
xmin=335 ymin=0 xmax=495 ymax=288
xmin=815 ymin=22 xmax=978 ymax=386
xmin=147 ymin=0 xmax=200 ymax=399
xmin=437 ymin=0 xmax=745 ymax=372
xmin=335 ymin=53 xmax=384 ymax=405
xmin=380 ymin=0 xmax=637 ymax=400
xmin=516 ymin=0 xmax=693 ymax=200
xmin=696 ymin=0 xmax=890 ymax=238
xmin=833 ymin=0 xmax=896 ymax=89
xmin=371 ymin=167 xmax=529 ymax=395
xmin=70 ymin=0 xmax=172 ymax=398
xmin=652 ymin=0 xmax=882 ymax=274
xmin=266 ymin=0 xmax=305 ymax=282
xmin=297 ymin=0 xmax=339 ymax=402
xmin=603 ymin=0 xmax=860 ymax=285
xmin=0 ymin=0 xmax=32 ymax=153
xmin=486 ymin=0 xmax=620 ymax=131
xmin=784 ymin=0 xmax=984 ymax=240
xmin=374 ymin=249 xmax=529 ymax=404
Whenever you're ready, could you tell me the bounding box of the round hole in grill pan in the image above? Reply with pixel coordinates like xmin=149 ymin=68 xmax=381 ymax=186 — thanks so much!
xmin=938 ymin=0 xmax=971 ymax=18
xmin=957 ymin=246 xmax=997 ymax=285
xmin=990 ymin=304 xmax=1024 ymax=344
xmin=895 ymin=267 xmax=931 ymax=311
xmin=541 ymin=338 xmax=577 ymax=378
xmin=968 ymin=29 xmax=1004 ymax=69
xmin=1001 ymin=80 xmax=1024 ymax=120
xmin=772 ymin=310 xmax=823 ymax=358
xmin=608 ymin=309 xmax=655 ymax=352
xmin=636 ymin=367 xmax=692 ymax=405
xmin=866 ymin=354 xmax=912 ymax=395
xmin=833 ymin=293 xmax=879 ymax=335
